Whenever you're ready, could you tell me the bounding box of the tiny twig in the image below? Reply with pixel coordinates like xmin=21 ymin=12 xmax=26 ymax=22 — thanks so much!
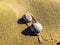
xmin=31 ymin=15 xmax=37 ymax=23
xmin=38 ymin=36 xmax=41 ymax=43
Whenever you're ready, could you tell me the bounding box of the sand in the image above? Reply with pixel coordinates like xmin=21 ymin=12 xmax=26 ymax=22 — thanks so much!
xmin=0 ymin=0 xmax=60 ymax=45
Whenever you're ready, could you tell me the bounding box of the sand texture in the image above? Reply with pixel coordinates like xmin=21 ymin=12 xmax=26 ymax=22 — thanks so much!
xmin=0 ymin=0 xmax=60 ymax=45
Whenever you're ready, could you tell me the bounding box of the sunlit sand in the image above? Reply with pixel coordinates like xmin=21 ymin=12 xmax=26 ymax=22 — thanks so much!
xmin=0 ymin=0 xmax=60 ymax=45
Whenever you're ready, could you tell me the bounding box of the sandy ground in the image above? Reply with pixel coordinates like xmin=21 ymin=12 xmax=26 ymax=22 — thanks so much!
xmin=0 ymin=0 xmax=60 ymax=45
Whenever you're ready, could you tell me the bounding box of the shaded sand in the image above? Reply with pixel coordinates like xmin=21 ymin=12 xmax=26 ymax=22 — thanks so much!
xmin=0 ymin=0 xmax=60 ymax=45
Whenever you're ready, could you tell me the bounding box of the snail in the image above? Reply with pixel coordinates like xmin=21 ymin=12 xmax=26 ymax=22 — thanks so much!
xmin=31 ymin=22 xmax=42 ymax=35
xmin=23 ymin=13 xmax=32 ymax=23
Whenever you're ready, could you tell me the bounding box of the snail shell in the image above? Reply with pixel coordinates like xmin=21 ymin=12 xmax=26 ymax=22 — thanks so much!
xmin=31 ymin=22 xmax=42 ymax=35
xmin=23 ymin=14 xmax=32 ymax=23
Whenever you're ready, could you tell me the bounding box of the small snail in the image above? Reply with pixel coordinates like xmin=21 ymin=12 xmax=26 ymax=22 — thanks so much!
xmin=23 ymin=14 xmax=32 ymax=23
xmin=31 ymin=22 xmax=42 ymax=35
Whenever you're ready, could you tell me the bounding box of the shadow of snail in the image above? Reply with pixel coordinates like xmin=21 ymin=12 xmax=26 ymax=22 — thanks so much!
xmin=57 ymin=42 xmax=60 ymax=45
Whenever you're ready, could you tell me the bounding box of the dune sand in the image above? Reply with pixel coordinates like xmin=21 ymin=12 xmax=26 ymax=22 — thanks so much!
xmin=0 ymin=0 xmax=60 ymax=45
